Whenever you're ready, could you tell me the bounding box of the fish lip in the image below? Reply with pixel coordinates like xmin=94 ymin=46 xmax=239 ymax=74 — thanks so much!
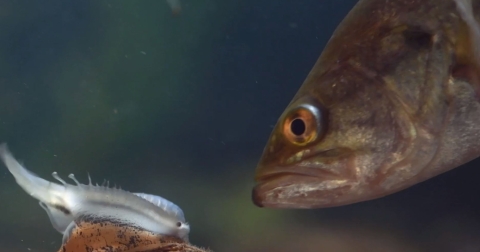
xmin=252 ymin=172 xmax=307 ymax=208
xmin=253 ymin=149 xmax=356 ymax=208
xmin=254 ymin=163 xmax=342 ymax=184
xmin=254 ymin=147 xmax=354 ymax=183
xmin=257 ymin=167 xmax=340 ymax=182
xmin=255 ymin=171 xmax=309 ymax=183
xmin=252 ymin=184 xmax=269 ymax=208
xmin=252 ymin=172 xmax=353 ymax=208
xmin=254 ymin=170 xmax=334 ymax=192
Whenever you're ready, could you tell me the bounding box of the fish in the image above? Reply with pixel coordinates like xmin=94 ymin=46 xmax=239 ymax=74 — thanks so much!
xmin=252 ymin=0 xmax=480 ymax=209
xmin=0 ymin=143 xmax=190 ymax=242
xmin=166 ymin=0 xmax=182 ymax=16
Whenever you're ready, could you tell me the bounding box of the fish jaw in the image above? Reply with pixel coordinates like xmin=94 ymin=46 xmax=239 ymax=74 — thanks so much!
xmin=253 ymin=174 xmax=356 ymax=209
xmin=252 ymin=146 xmax=365 ymax=208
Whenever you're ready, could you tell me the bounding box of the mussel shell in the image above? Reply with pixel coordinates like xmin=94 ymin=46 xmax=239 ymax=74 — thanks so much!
xmin=59 ymin=220 xmax=208 ymax=252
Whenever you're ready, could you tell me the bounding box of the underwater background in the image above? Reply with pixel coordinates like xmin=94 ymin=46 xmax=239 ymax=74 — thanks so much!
xmin=0 ymin=1 xmax=479 ymax=251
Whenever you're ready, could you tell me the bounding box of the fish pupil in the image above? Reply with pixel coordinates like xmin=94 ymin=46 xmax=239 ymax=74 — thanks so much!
xmin=290 ymin=118 xmax=306 ymax=136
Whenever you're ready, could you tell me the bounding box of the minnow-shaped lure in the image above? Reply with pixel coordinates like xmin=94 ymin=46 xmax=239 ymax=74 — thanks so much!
xmin=0 ymin=144 xmax=190 ymax=243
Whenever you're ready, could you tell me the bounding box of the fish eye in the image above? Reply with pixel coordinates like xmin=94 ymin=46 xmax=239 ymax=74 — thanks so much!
xmin=176 ymin=222 xmax=182 ymax=227
xmin=290 ymin=118 xmax=306 ymax=136
xmin=283 ymin=104 xmax=323 ymax=146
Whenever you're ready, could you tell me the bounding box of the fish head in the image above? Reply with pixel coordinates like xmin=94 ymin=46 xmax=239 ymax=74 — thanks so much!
xmin=253 ymin=70 xmax=413 ymax=209
xmin=177 ymin=221 xmax=190 ymax=242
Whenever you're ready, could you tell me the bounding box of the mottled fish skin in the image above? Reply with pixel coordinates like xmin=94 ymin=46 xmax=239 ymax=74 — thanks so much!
xmin=253 ymin=0 xmax=480 ymax=209
xmin=0 ymin=143 xmax=190 ymax=241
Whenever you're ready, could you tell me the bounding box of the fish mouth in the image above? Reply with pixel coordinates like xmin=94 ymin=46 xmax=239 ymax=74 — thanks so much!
xmin=254 ymin=171 xmax=313 ymax=188
xmin=254 ymin=148 xmax=354 ymax=183
xmin=255 ymin=165 xmax=341 ymax=183
xmin=252 ymin=149 xmax=356 ymax=208
xmin=252 ymin=171 xmax=353 ymax=208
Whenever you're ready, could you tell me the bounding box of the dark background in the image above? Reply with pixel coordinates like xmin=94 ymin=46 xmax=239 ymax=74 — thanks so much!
xmin=0 ymin=1 xmax=478 ymax=251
